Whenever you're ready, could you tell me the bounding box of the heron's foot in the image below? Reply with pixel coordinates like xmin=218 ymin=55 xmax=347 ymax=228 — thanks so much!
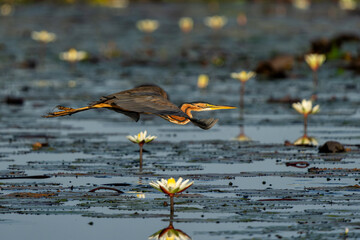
xmin=190 ymin=118 xmax=219 ymax=130
xmin=42 ymin=106 xmax=74 ymax=118
xmin=56 ymin=105 xmax=74 ymax=111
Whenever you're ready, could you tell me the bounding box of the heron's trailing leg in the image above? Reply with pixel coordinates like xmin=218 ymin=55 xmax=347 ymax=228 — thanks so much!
xmin=43 ymin=106 xmax=91 ymax=118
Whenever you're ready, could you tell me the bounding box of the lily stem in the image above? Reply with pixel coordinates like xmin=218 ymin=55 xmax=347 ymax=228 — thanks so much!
xmin=139 ymin=143 xmax=144 ymax=172
xmin=170 ymin=195 xmax=174 ymax=219
xmin=40 ymin=42 xmax=47 ymax=66
xmin=240 ymin=81 xmax=245 ymax=116
xmin=303 ymin=115 xmax=308 ymax=136
xmin=313 ymin=70 xmax=318 ymax=89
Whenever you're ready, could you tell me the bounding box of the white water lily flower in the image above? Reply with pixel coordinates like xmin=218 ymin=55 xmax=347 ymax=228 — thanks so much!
xmin=204 ymin=15 xmax=227 ymax=30
xmin=149 ymin=177 xmax=193 ymax=196
xmin=126 ymin=130 xmax=157 ymax=144
xmin=231 ymin=71 xmax=256 ymax=82
xmin=292 ymin=0 xmax=310 ymax=10
xmin=305 ymin=53 xmax=326 ymax=71
xmin=136 ymin=19 xmax=159 ymax=33
xmin=197 ymin=74 xmax=209 ymax=89
xmin=179 ymin=17 xmax=193 ymax=33
xmin=339 ymin=0 xmax=357 ymax=10
xmin=59 ymin=48 xmax=87 ymax=62
xmin=31 ymin=30 xmax=56 ymax=43
xmin=292 ymin=99 xmax=320 ymax=116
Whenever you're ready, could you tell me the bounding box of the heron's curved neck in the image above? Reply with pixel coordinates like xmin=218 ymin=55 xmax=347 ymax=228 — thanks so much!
xmin=180 ymin=104 xmax=194 ymax=118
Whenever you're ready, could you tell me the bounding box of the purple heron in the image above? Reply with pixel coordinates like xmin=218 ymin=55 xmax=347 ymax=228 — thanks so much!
xmin=43 ymin=85 xmax=236 ymax=130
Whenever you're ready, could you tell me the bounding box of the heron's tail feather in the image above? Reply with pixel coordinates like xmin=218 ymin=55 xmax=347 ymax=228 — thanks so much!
xmin=42 ymin=105 xmax=91 ymax=118
xmin=190 ymin=118 xmax=219 ymax=130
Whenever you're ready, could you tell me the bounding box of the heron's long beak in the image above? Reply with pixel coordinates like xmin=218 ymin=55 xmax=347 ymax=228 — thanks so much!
xmin=206 ymin=104 xmax=237 ymax=110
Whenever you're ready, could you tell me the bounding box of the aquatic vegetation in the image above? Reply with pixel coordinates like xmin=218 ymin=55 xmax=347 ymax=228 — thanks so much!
xmin=292 ymin=99 xmax=320 ymax=135
xmin=233 ymin=125 xmax=251 ymax=142
xmin=305 ymin=53 xmax=326 ymax=88
xmin=197 ymin=74 xmax=209 ymax=89
xmin=31 ymin=30 xmax=56 ymax=44
xmin=0 ymin=3 xmax=13 ymax=16
xmin=150 ymin=177 xmax=193 ymax=197
xmin=339 ymin=0 xmax=357 ymax=10
xmin=179 ymin=17 xmax=193 ymax=34
xmin=292 ymin=0 xmax=310 ymax=10
xmin=136 ymin=19 xmax=159 ymax=33
xmin=2 ymin=2 xmax=360 ymax=239
xmin=231 ymin=71 xmax=256 ymax=113
xmin=236 ymin=13 xmax=247 ymax=26
xmin=127 ymin=130 xmax=157 ymax=145
xmin=292 ymin=99 xmax=320 ymax=115
xmin=150 ymin=177 xmax=193 ymax=215
xmin=234 ymin=133 xmax=251 ymax=142
xmin=127 ymin=130 xmax=156 ymax=171
xmin=293 ymin=135 xmax=318 ymax=146
xmin=149 ymin=222 xmax=192 ymax=240
xmin=231 ymin=71 xmax=256 ymax=83
xmin=59 ymin=48 xmax=87 ymax=63
xmin=204 ymin=15 xmax=227 ymax=30
xmin=305 ymin=54 xmax=326 ymax=72
xmin=91 ymin=0 xmax=129 ymax=8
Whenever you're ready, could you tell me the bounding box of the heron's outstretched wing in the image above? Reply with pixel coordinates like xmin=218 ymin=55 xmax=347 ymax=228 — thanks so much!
xmin=90 ymin=85 xmax=169 ymax=106
xmin=107 ymin=94 xmax=189 ymax=118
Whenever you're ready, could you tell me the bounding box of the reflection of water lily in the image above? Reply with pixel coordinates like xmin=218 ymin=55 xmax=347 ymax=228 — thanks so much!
xmin=149 ymin=223 xmax=192 ymax=240
xmin=136 ymin=19 xmax=159 ymax=33
xmin=59 ymin=48 xmax=87 ymax=63
xmin=231 ymin=71 xmax=255 ymax=82
xmin=305 ymin=53 xmax=326 ymax=72
xmin=204 ymin=15 xmax=227 ymax=30
xmin=150 ymin=177 xmax=193 ymax=197
xmin=179 ymin=17 xmax=193 ymax=33
xmin=234 ymin=133 xmax=251 ymax=142
xmin=197 ymin=74 xmax=209 ymax=89
xmin=31 ymin=30 xmax=56 ymax=43
xmin=127 ymin=191 xmax=146 ymax=198
xmin=292 ymin=99 xmax=319 ymax=116
xmin=294 ymin=135 xmax=318 ymax=146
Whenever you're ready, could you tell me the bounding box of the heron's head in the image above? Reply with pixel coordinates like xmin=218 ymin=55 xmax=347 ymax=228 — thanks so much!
xmin=185 ymin=102 xmax=236 ymax=112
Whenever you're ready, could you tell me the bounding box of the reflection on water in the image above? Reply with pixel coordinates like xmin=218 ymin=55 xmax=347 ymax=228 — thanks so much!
xmin=293 ymin=134 xmax=318 ymax=146
xmin=127 ymin=191 xmax=146 ymax=199
xmin=149 ymin=222 xmax=192 ymax=240
xmin=233 ymin=124 xmax=252 ymax=142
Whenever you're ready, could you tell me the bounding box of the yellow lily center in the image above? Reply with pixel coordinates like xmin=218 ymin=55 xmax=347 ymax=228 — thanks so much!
xmin=167 ymin=178 xmax=176 ymax=189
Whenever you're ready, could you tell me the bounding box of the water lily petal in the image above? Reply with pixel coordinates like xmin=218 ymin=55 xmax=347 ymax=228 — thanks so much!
xmin=312 ymin=104 xmax=320 ymax=114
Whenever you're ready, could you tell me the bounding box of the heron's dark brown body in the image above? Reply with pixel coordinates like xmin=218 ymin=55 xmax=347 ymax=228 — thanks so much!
xmin=43 ymin=85 xmax=235 ymax=130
